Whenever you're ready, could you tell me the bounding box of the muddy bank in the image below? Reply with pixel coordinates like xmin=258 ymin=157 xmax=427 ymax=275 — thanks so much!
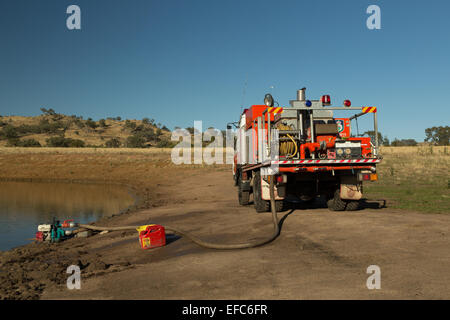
xmin=0 ymin=185 xmax=171 ymax=299
xmin=0 ymin=150 xmax=220 ymax=299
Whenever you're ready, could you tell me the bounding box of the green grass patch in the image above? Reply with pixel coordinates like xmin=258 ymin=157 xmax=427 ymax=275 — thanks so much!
xmin=365 ymin=180 xmax=450 ymax=214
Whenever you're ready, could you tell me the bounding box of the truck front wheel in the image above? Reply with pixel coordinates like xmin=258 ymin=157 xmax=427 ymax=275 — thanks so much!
xmin=237 ymin=172 xmax=250 ymax=206
xmin=253 ymin=171 xmax=285 ymax=213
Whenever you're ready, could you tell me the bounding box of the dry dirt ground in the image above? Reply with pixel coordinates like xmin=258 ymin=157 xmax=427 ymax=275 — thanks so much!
xmin=1 ymin=169 xmax=449 ymax=299
xmin=42 ymin=170 xmax=450 ymax=300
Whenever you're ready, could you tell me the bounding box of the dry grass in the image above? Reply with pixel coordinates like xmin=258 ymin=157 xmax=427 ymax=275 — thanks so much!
xmin=0 ymin=147 xmax=175 ymax=155
xmin=380 ymin=145 xmax=449 ymax=155
xmin=378 ymin=146 xmax=449 ymax=184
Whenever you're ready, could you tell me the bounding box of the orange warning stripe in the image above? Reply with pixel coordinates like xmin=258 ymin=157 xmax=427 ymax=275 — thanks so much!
xmin=362 ymin=106 xmax=377 ymax=113
xmin=266 ymin=107 xmax=283 ymax=114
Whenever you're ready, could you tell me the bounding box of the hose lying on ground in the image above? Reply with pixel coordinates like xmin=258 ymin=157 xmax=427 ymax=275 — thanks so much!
xmin=77 ymin=176 xmax=280 ymax=250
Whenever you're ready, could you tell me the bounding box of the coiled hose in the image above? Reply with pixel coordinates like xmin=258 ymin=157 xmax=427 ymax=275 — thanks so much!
xmin=77 ymin=176 xmax=280 ymax=250
xmin=278 ymin=124 xmax=298 ymax=158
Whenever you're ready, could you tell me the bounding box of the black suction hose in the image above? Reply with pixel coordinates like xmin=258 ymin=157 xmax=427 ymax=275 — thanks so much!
xmin=77 ymin=175 xmax=280 ymax=250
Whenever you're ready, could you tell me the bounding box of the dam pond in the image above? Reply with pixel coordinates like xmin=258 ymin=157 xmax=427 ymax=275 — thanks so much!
xmin=0 ymin=181 xmax=136 ymax=251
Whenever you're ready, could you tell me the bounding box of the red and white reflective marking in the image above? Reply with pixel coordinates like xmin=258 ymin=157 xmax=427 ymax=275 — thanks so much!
xmin=271 ymin=159 xmax=380 ymax=165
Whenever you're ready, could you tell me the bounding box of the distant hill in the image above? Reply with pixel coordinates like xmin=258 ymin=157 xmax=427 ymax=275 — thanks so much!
xmin=0 ymin=110 xmax=173 ymax=148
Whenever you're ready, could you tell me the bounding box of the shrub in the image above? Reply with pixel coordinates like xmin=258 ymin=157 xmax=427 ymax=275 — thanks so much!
xmin=6 ymin=138 xmax=41 ymax=147
xmin=125 ymin=120 xmax=137 ymax=130
xmin=132 ymin=125 xmax=157 ymax=142
xmin=74 ymin=119 xmax=85 ymax=128
xmin=15 ymin=124 xmax=40 ymax=134
xmin=40 ymin=108 xmax=56 ymax=116
xmin=126 ymin=134 xmax=146 ymax=148
xmin=6 ymin=138 xmax=20 ymax=146
xmin=105 ymin=138 xmax=121 ymax=148
xmin=20 ymin=139 xmax=41 ymax=147
xmin=38 ymin=119 xmax=62 ymax=134
xmin=156 ymin=139 xmax=176 ymax=148
xmin=46 ymin=136 xmax=66 ymax=147
xmin=85 ymin=119 xmax=98 ymax=129
xmin=68 ymin=139 xmax=85 ymax=148
xmin=2 ymin=125 xmax=18 ymax=139
xmin=46 ymin=136 xmax=85 ymax=148
xmin=391 ymin=139 xmax=418 ymax=147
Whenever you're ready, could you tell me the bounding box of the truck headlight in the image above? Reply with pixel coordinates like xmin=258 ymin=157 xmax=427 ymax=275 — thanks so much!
xmin=264 ymin=94 xmax=274 ymax=107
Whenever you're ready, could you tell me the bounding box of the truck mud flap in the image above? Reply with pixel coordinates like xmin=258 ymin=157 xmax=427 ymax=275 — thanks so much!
xmin=340 ymin=184 xmax=362 ymax=200
xmin=261 ymin=177 xmax=285 ymax=201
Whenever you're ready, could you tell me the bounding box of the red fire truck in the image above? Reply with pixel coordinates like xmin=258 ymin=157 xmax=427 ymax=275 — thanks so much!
xmin=232 ymin=88 xmax=381 ymax=212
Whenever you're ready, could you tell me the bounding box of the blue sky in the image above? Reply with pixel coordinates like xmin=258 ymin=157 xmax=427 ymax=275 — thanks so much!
xmin=0 ymin=0 xmax=449 ymax=141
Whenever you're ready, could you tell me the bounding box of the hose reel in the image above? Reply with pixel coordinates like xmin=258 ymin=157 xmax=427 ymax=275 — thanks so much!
xmin=277 ymin=123 xmax=298 ymax=158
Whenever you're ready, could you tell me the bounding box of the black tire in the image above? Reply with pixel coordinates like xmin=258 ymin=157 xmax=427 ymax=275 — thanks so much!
xmin=275 ymin=200 xmax=287 ymax=212
xmin=345 ymin=200 xmax=360 ymax=211
xmin=327 ymin=189 xmax=347 ymax=211
xmin=252 ymin=171 xmax=286 ymax=212
xmin=327 ymin=189 xmax=360 ymax=211
xmin=238 ymin=180 xmax=250 ymax=206
xmin=253 ymin=171 xmax=270 ymax=212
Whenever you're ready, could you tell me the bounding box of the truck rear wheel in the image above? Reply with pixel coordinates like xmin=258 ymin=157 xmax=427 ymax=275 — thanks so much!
xmin=253 ymin=171 xmax=285 ymax=212
xmin=345 ymin=200 xmax=360 ymax=211
xmin=238 ymin=180 xmax=250 ymax=206
xmin=327 ymin=189 xmax=360 ymax=211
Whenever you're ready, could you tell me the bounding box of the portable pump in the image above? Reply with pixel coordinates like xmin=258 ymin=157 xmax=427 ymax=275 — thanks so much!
xmin=36 ymin=218 xmax=75 ymax=243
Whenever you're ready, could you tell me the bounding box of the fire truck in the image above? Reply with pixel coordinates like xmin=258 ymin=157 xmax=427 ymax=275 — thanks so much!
xmin=232 ymin=88 xmax=381 ymax=212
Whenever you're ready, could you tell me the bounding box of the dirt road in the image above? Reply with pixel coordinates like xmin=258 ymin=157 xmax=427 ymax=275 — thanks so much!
xmin=2 ymin=169 xmax=449 ymax=299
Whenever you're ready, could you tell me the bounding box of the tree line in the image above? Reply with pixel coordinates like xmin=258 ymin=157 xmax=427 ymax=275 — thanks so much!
xmin=363 ymin=126 xmax=449 ymax=146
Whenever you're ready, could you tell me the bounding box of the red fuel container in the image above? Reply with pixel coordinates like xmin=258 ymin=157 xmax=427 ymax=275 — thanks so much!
xmin=138 ymin=225 xmax=166 ymax=249
xmin=35 ymin=231 xmax=44 ymax=241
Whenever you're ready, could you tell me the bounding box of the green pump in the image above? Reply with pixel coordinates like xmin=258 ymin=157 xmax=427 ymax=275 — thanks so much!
xmin=50 ymin=218 xmax=74 ymax=243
